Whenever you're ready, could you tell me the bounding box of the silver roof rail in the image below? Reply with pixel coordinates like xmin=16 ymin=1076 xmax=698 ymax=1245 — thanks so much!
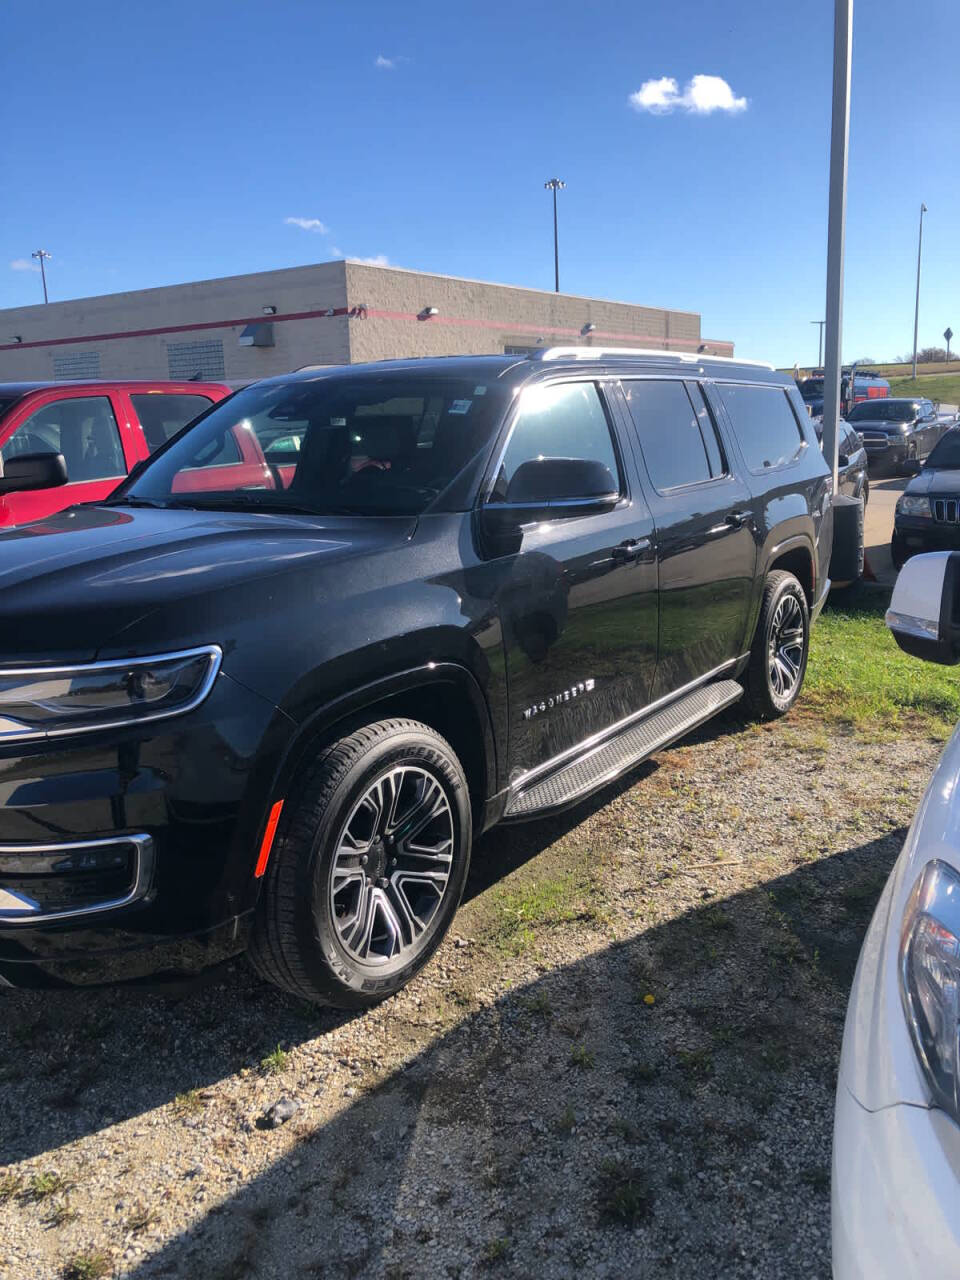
xmin=533 ymin=345 xmax=774 ymax=371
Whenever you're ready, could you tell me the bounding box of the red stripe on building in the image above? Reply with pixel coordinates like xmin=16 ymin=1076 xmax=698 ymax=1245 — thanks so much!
xmin=0 ymin=307 xmax=732 ymax=356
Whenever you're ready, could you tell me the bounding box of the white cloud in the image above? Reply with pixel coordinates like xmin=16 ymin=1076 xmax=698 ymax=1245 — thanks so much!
xmin=10 ymin=258 xmax=40 ymax=272
xmin=350 ymin=254 xmax=390 ymax=267
xmin=284 ymin=216 xmax=330 ymax=233
xmin=375 ymin=54 xmax=395 ymax=69
xmin=629 ymin=74 xmax=747 ymax=116
xmin=331 ymin=246 xmax=344 ymax=257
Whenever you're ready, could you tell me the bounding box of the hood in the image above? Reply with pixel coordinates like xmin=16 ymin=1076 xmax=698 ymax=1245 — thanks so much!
xmin=904 ymin=467 xmax=960 ymax=497
xmin=0 ymin=503 xmax=416 ymax=663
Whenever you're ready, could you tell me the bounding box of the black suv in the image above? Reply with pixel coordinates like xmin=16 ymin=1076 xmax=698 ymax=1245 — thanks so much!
xmin=847 ymin=397 xmax=942 ymax=474
xmin=0 ymin=349 xmax=832 ymax=1005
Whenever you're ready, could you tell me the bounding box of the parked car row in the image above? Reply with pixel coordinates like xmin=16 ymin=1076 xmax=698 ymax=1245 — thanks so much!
xmin=0 ymin=379 xmax=231 ymax=525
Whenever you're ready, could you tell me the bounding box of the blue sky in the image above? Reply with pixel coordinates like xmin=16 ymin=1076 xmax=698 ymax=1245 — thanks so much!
xmin=3 ymin=0 xmax=958 ymax=366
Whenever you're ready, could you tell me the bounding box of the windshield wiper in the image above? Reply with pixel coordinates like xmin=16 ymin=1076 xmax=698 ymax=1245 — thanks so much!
xmin=103 ymin=496 xmax=172 ymax=509
xmin=163 ymin=494 xmax=336 ymax=516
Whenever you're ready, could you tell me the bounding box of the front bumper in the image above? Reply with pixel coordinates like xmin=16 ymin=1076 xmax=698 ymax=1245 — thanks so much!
xmin=0 ymin=670 xmax=291 ymax=987
xmin=863 ymin=438 xmax=911 ymax=471
xmin=832 ymin=1087 xmax=960 ymax=1278
xmin=892 ymin=516 xmax=960 ymax=560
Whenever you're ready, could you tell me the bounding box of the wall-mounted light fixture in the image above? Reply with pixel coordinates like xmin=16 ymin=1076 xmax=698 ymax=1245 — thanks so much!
xmin=418 ymin=306 xmax=439 ymax=321
xmin=581 ymin=322 xmax=597 ymax=337
xmin=262 ymin=305 xmax=277 ymax=315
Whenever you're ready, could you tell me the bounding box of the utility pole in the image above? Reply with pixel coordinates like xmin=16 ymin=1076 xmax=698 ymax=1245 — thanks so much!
xmin=811 ymin=320 xmax=826 ymax=367
xmin=821 ymin=0 xmax=853 ymax=497
xmin=544 ymin=178 xmax=565 ymax=293
xmin=912 ymin=203 xmax=927 ymax=379
xmin=31 ymin=249 xmax=51 ymax=304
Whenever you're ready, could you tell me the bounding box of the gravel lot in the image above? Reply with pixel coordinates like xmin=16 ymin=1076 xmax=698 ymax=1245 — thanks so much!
xmin=0 ymin=706 xmax=942 ymax=1280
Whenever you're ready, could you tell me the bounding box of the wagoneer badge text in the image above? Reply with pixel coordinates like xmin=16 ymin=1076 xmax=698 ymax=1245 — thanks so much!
xmin=523 ymin=679 xmax=595 ymax=721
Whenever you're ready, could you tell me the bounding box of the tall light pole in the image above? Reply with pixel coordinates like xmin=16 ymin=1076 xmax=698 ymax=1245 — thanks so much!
xmin=912 ymin=202 xmax=927 ymax=379
xmin=811 ymin=319 xmax=826 ymax=367
xmin=821 ymin=0 xmax=853 ymax=497
xmin=544 ymin=178 xmax=565 ymax=293
xmin=31 ymin=249 xmax=51 ymax=304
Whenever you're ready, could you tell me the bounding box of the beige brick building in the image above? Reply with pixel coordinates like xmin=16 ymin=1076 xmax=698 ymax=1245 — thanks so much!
xmin=0 ymin=261 xmax=733 ymax=383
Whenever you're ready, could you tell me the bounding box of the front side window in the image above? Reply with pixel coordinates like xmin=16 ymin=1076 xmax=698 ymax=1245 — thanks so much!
xmin=716 ymin=384 xmax=806 ymax=473
xmin=623 ymin=379 xmax=718 ymax=491
xmin=122 ymin=375 xmax=509 ymax=516
xmin=490 ymin=381 xmax=620 ymax=502
xmin=131 ymin=393 xmax=214 ymax=453
xmin=0 ymin=396 xmax=125 ymax=482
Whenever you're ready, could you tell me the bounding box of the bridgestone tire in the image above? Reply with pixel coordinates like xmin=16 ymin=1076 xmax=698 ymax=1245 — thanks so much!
xmin=248 ymin=719 xmax=472 ymax=1007
xmin=743 ymin=571 xmax=810 ymax=721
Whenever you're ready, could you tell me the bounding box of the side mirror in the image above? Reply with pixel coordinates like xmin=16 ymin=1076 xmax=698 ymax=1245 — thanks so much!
xmin=887 ymin=552 xmax=960 ymax=664
xmin=477 ymin=457 xmax=619 ymax=559
xmin=0 ymin=452 xmax=68 ymax=496
xmin=838 ymin=453 xmax=849 ymax=468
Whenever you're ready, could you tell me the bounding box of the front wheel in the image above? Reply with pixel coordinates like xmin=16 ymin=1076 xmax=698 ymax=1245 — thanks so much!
xmin=249 ymin=718 xmax=472 ymax=1007
xmin=743 ymin=571 xmax=810 ymax=720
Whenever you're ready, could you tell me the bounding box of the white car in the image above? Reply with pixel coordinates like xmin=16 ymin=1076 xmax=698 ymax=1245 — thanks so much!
xmin=833 ymin=552 xmax=960 ymax=1276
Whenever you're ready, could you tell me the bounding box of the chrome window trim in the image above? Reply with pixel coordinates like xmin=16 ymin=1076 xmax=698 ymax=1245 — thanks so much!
xmin=0 ymin=833 xmax=155 ymax=925
xmin=0 ymin=645 xmax=222 ymax=744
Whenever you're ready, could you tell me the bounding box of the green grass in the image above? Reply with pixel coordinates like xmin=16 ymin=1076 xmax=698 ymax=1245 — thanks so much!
xmin=804 ymin=583 xmax=960 ymax=736
xmin=260 ymin=1044 xmax=289 ymax=1075
xmin=61 ymin=1253 xmax=111 ymax=1280
xmin=487 ymin=872 xmax=597 ymax=956
xmin=888 ymin=373 xmax=960 ymax=404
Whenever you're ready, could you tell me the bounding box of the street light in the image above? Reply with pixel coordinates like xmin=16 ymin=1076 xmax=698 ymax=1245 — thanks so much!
xmin=912 ymin=202 xmax=928 ymax=379
xmin=31 ymin=249 xmax=51 ymax=304
xmin=544 ymin=178 xmax=565 ymax=293
xmin=810 ymin=319 xmax=826 ymax=367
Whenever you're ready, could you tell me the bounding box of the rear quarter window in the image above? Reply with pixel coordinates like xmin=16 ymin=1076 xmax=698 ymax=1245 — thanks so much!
xmin=717 ymin=384 xmax=807 ymax=474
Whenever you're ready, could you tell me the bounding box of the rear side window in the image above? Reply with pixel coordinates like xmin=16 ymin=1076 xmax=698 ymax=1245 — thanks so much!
xmin=623 ymin=379 xmax=722 ymax=491
xmin=716 ymin=384 xmax=806 ymax=473
xmin=131 ymin=393 xmax=213 ymax=453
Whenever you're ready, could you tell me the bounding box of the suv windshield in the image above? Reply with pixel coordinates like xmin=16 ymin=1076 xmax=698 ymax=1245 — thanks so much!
xmin=925 ymin=431 xmax=960 ymax=470
xmin=120 ymin=374 xmax=509 ymax=516
xmin=798 ymin=379 xmax=823 ymax=401
xmin=847 ymin=401 xmax=916 ymax=423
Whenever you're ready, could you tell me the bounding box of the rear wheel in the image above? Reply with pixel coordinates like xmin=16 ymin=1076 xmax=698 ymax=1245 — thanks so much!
xmin=743 ymin=571 xmax=810 ymax=720
xmin=249 ymin=718 xmax=472 ymax=1007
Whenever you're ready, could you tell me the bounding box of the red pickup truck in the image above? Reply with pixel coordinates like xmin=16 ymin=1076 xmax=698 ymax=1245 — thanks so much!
xmin=0 ymin=380 xmax=232 ymax=526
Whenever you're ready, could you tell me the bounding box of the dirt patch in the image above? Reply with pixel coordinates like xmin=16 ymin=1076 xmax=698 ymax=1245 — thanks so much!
xmin=0 ymin=710 xmax=939 ymax=1279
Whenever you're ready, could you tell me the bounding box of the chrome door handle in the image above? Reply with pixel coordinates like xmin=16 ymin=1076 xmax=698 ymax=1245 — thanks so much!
xmin=612 ymin=537 xmax=652 ymax=563
xmin=725 ymin=510 xmax=752 ymax=528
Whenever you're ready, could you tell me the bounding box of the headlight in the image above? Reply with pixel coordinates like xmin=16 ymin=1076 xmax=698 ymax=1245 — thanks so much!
xmin=0 ymin=646 xmax=221 ymax=742
xmin=898 ymin=495 xmax=932 ymax=517
xmin=900 ymin=860 xmax=960 ymax=1123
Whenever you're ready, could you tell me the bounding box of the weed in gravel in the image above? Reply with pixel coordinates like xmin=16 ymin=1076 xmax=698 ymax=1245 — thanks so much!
xmin=702 ymin=904 xmax=734 ymax=933
xmin=0 ymin=1172 xmax=22 ymax=1202
xmin=61 ymin=1252 xmax=110 ymax=1280
xmin=557 ymin=1103 xmax=576 ymax=1133
xmin=126 ymin=1201 xmax=160 ymax=1234
xmin=173 ymin=1088 xmax=206 ymax=1116
xmin=629 ymin=1060 xmax=659 ymax=1085
xmin=595 ymin=1159 xmax=655 ymax=1225
xmin=676 ymin=1047 xmax=714 ymax=1082
xmin=489 ymin=873 xmax=596 ymax=955
xmin=517 ymin=991 xmax=553 ymax=1019
xmin=569 ymin=1043 xmax=594 ymax=1070
xmin=25 ymin=1172 xmax=72 ymax=1202
xmin=43 ymin=1200 xmax=79 ymax=1227
xmin=801 ymin=1165 xmax=831 ymax=1194
xmin=481 ymin=1237 xmax=511 ymax=1266
xmin=260 ymin=1044 xmax=289 ymax=1075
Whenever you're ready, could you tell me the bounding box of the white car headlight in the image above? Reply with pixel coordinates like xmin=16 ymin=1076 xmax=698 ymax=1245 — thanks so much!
xmin=0 ymin=646 xmax=221 ymax=742
xmin=898 ymin=495 xmax=932 ymax=518
xmin=900 ymin=859 xmax=960 ymax=1122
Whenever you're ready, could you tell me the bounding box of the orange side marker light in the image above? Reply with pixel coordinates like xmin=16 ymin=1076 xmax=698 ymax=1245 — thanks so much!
xmin=254 ymin=800 xmax=284 ymax=878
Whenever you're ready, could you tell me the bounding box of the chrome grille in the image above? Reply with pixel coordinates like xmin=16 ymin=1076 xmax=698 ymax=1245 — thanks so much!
xmin=933 ymin=497 xmax=960 ymax=524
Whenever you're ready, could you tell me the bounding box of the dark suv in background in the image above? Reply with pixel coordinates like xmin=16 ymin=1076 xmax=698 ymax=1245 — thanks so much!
xmin=0 ymin=349 xmax=832 ymax=1006
xmin=848 ymin=397 xmax=943 ymax=474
